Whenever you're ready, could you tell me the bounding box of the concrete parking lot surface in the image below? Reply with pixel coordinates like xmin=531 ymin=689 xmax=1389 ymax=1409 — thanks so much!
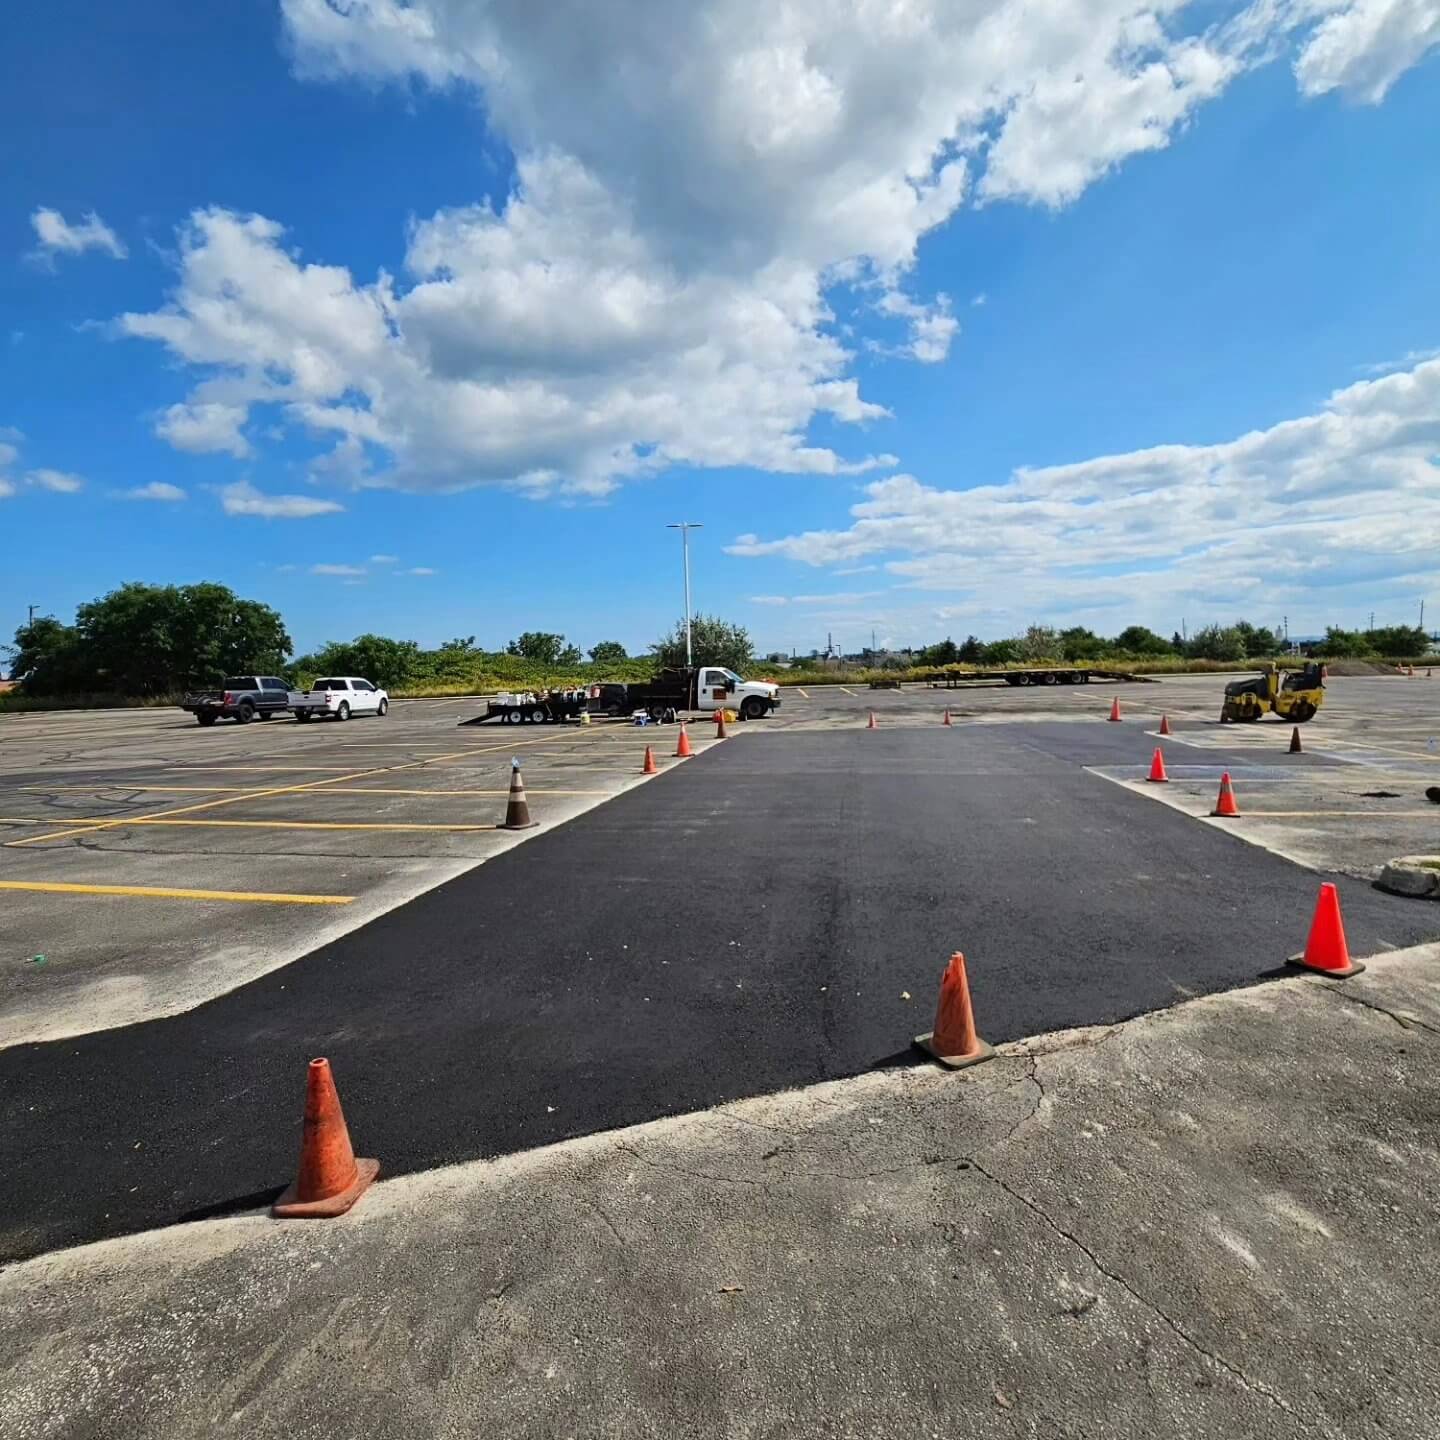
xmin=2 ymin=707 xmax=1435 ymax=1262
xmin=0 ymin=699 xmax=703 ymax=1046
xmin=4 ymin=944 xmax=1436 ymax=1440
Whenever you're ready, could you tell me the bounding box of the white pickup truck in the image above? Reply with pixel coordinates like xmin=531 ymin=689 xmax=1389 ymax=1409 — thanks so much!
xmin=289 ymin=676 xmax=390 ymax=722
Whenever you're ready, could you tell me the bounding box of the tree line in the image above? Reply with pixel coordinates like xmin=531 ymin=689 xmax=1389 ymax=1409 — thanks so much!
xmin=4 ymin=583 xmax=757 ymax=697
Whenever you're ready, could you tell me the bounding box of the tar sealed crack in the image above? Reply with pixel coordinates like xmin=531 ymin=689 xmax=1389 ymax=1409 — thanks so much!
xmin=1321 ymin=984 xmax=1440 ymax=1037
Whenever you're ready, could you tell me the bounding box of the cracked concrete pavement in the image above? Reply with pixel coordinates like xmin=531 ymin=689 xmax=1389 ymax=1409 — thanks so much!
xmin=4 ymin=943 xmax=1438 ymax=1439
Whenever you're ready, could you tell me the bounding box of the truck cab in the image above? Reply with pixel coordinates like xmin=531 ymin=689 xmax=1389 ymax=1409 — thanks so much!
xmin=694 ymin=666 xmax=781 ymax=720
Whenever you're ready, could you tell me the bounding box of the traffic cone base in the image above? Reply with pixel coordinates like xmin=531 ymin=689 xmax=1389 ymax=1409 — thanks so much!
xmin=273 ymin=1058 xmax=379 ymax=1220
xmin=1288 ymin=882 xmax=1365 ymax=978
xmin=914 ymin=1031 xmax=996 ymax=1070
xmin=273 ymin=1157 xmax=380 ymax=1219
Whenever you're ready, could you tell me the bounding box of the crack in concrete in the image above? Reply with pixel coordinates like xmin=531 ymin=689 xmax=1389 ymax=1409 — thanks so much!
xmin=966 ymin=1156 xmax=1300 ymax=1421
xmin=1320 ymin=985 xmax=1440 ymax=1037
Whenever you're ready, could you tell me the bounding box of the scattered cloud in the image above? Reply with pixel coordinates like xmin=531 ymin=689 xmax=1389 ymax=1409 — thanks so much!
xmin=113 ymin=0 xmax=1428 ymax=501
xmin=730 ymin=354 xmax=1440 ymax=633
xmin=369 ymin=553 xmax=399 ymax=565
xmin=971 ymin=294 xmax=988 ymax=308
xmin=311 ymin=562 xmax=366 ymax=576
xmin=749 ymin=595 xmax=791 ymax=607
xmin=28 ymin=207 xmax=127 ymax=265
xmin=1362 ymin=345 xmax=1440 ymax=376
xmin=118 ymin=481 xmax=187 ymax=502
xmin=27 ymin=468 xmax=84 ymax=494
xmin=404 ymin=566 xmax=437 ymax=576
xmin=155 ymin=402 xmax=251 ymax=458
xmin=0 ymin=427 xmax=20 ymax=471
xmin=220 ymin=480 xmax=343 ymax=519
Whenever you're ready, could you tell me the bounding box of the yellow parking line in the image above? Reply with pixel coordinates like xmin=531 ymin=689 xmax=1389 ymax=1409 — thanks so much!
xmin=795 ymin=687 xmax=811 ymax=699
xmin=0 ymin=880 xmax=354 ymax=905
xmin=0 ymin=816 xmax=498 ymax=832
xmin=22 ymin=784 xmax=613 ymax=797
xmin=837 ymin=686 xmax=858 ymax=696
xmin=3 ymin=732 xmax=569 ymax=847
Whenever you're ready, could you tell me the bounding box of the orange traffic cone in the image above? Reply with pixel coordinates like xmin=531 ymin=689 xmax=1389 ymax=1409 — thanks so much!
xmin=1159 ymin=714 xmax=1172 ymax=736
xmin=1147 ymin=748 xmax=1169 ymax=783
xmin=1289 ymin=726 xmax=1303 ymax=754
xmin=867 ymin=711 xmax=878 ymax=730
xmin=942 ymin=709 xmax=952 ymax=727
xmin=714 ymin=709 xmax=728 ymax=739
xmin=1107 ymin=697 xmax=1122 ymax=722
xmin=1290 ymin=882 xmax=1364 ymax=977
xmin=675 ymin=725 xmax=693 ymax=758
xmin=272 ymin=1058 xmax=379 ymax=1219
xmin=501 ymin=760 xmax=537 ymax=829
xmin=1212 ymin=771 xmax=1240 ymax=817
xmin=642 ymin=745 xmax=658 ymax=775
xmin=914 ymin=952 xmax=994 ymax=1069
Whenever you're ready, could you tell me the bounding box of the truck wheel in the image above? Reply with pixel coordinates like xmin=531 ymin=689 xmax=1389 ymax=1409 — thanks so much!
xmin=504 ymin=710 xmax=522 ymax=724
xmin=236 ymin=702 xmax=255 ymax=724
xmin=741 ymin=696 xmax=766 ymax=721
xmin=197 ymin=713 xmax=217 ymax=727
xmin=377 ymin=698 xmax=389 ymax=716
xmin=528 ymin=706 xmax=547 ymax=724
xmin=336 ymin=701 xmax=351 ymax=722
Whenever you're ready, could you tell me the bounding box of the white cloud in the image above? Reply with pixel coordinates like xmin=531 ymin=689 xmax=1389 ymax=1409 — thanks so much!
xmin=971 ymin=294 xmax=988 ymax=308
xmin=27 ymin=469 xmax=84 ymax=494
xmin=155 ymin=402 xmax=251 ymax=458
xmin=0 ymin=428 xmax=19 ymax=470
xmin=311 ymin=562 xmax=366 ymax=576
xmin=29 ymin=207 xmax=127 ymax=264
xmin=220 ymin=480 xmax=344 ymax=519
xmin=729 ymin=355 xmax=1440 ymax=632
xmin=1293 ymin=0 xmax=1440 ymax=101
xmin=404 ymin=566 xmax=437 ymax=576
xmin=119 ymin=481 xmax=187 ymax=502
xmin=749 ymin=595 xmax=790 ymax=606
xmin=369 ymin=553 xmax=399 ymax=564
xmin=0 ymin=479 xmax=14 ymax=500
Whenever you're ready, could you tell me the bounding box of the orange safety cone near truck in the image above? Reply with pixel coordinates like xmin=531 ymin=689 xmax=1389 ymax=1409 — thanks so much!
xmin=1290 ymin=882 xmax=1365 ymax=977
xmin=1147 ymin=748 xmax=1169 ymax=783
xmin=642 ymin=745 xmax=658 ymax=775
xmin=501 ymin=759 xmax=537 ymax=830
xmin=1107 ymin=697 xmax=1122 ymax=722
xmin=1212 ymin=771 xmax=1240 ymax=817
xmin=675 ymin=724 xmax=693 ymax=758
xmin=714 ymin=709 xmax=728 ymax=739
xmin=272 ymin=1058 xmax=379 ymax=1219
xmin=915 ymin=952 xmax=994 ymax=1069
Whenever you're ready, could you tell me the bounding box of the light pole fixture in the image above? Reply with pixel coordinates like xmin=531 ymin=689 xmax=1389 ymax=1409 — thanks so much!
xmin=666 ymin=522 xmax=703 ymax=668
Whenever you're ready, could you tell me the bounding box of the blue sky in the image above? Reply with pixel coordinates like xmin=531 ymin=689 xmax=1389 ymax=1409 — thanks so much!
xmin=3 ymin=0 xmax=1438 ymax=663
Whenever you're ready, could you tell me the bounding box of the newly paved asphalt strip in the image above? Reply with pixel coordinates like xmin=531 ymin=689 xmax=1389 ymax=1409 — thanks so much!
xmin=3 ymin=724 xmax=1436 ymax=1262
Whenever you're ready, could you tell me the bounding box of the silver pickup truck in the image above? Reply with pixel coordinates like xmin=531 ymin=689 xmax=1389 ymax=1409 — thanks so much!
xmin=180 ymin=675 xmax=292 ymax=726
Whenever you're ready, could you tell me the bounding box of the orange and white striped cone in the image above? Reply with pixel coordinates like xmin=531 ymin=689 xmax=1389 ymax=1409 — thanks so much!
xmin=1212 ymin=771 xmax=1240 ymax=817
xmin=675 ymin=725 xmax=693 ymax=759
xmin=715 ymin=709 xmax=728 ymax=739
xmin=501 ymin=760 xmax=537 ymax=830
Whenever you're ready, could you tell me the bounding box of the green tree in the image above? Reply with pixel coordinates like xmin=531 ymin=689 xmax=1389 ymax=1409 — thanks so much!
xmin=1186 ymin=624 xmax=1246 ymax=662
xmin=298 ymin=634 xmax=420 ymax=689
xmin=918 ymin=638 xmax=959 ymax=666
xmin=1114 ymin=626 xmax=1176 ymax=657
xmin=1367 ymin=624 xmax=1428 ymax=656
xmin=1059 ymin=626 xmax=1105 ymax=662
xmin=6 ymin=615 xmax=87 ymax=695
xmin=1016 ymin=625 xmax=1060 ymax=662
xmin=981 ymin=638 xmax=1021 ymax=664
xmin=506 ymin=631 xmax=568 ymax=664
xmin=588 ymin=640 xmax=629 ymax=665
xmin=1233 ymin=621 xmax=1283 ymax=658
xmin=653 ymin=614 xmax=755 ymax=671
xmin=957 ymin=635 xmax=984 ymax=663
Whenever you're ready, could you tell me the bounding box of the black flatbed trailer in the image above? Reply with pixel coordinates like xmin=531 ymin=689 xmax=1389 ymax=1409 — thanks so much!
xmin=921 ymin=668 xmax=1151 ymax=687
xmin=460 ymin=692 xmax=591 ymax=726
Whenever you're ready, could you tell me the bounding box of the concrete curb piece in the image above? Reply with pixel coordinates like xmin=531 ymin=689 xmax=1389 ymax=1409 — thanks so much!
xmin=1376 ymin=855 xmax=1440 ymax=899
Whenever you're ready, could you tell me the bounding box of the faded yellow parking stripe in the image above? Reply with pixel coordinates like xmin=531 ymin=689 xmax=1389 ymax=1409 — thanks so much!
xmin=0 ymin=880 xmax=354 ymax=905
xmin=0 ymin=816 xmax=498 ymax=832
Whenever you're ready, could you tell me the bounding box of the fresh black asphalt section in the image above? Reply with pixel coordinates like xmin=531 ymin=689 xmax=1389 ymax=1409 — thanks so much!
xmin=2 ymin=723 xmax=1435 ymax=1262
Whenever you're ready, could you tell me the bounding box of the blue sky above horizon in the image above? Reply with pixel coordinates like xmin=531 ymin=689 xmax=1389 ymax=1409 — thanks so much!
xmin=3 ymin=0 xmax=1438 ymax=663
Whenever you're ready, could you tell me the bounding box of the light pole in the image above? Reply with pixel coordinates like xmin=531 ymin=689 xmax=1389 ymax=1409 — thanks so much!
xmin=667 ymin=522 xmax=702 ymax=668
